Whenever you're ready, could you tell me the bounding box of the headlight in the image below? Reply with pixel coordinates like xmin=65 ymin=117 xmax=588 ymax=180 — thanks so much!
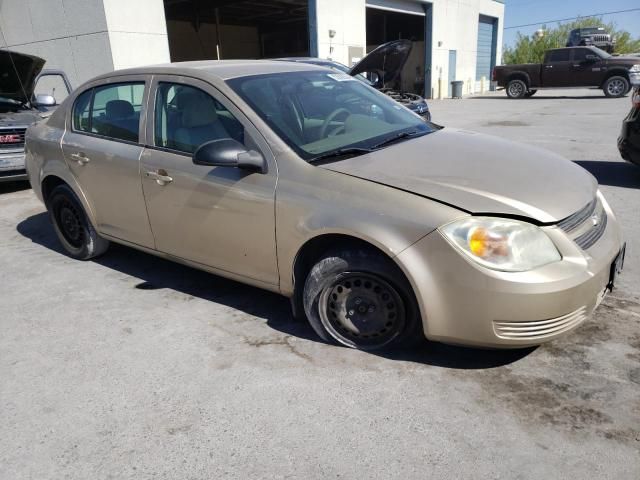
xmin=439 ymin=217 xmax=561 ymax=272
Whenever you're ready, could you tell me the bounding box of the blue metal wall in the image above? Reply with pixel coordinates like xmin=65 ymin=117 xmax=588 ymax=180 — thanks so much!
xmin=476 ymin=15 xmax=497 ymax=82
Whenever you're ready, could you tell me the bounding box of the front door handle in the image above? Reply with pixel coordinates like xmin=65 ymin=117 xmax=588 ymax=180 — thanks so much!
xmin=145 ymin=169 xmax=173 ymax=186
xmin=544 ymin=65 xmax=553 ymax=69
xmin=70 ymin=152 xmax=90 ymax=165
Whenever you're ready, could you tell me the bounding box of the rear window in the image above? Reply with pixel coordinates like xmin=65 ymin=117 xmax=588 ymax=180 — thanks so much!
xmin=71 ymin=82 xmax=145 ymax=143
xmin=548 ymin=50 xmax=570 ymax=62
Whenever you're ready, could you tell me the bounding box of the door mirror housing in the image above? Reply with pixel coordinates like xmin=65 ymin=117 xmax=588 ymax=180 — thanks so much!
xmin=584 ymin=54 xmax=598 ymax=62
xmin=193 ymin=138 xmax=266 ymax=173
xmin=33 ymin=94 xmax=56 ymax=107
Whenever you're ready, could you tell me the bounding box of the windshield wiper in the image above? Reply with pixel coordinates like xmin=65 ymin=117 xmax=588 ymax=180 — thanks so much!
xmin=372 ymin=130 xmax=425 ymax=149
xmin=308 ymin=147 xmax=372 ymax=164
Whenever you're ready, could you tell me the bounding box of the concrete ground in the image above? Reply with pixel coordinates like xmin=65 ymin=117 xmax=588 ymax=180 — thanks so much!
xmin=1 ymin=88 xmax=639 ymax=479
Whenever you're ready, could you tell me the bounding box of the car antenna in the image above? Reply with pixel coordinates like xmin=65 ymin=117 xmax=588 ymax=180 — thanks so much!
xmin=0 ymin=27 xmax=33 ymax=107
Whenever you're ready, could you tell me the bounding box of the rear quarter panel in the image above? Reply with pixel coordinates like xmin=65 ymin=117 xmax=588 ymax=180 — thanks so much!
xmin=495 ymin=64 xmax=541 ymax=87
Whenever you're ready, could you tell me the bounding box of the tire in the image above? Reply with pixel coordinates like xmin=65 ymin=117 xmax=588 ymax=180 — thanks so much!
xmin=603 ymin=76 xmax=629 ymax=98
xmin=506 ymin=79 xmax=527 ymax=99
xmin=524 ymin=89 xmax=537 ymax=97
xmin=303 ymin=248 xmax=422 ymax=350
xmin=47 ymin=184 xmax=109 ymax=260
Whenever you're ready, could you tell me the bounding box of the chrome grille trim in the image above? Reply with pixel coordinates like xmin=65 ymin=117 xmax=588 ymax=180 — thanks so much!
xmin=557 ymin=199 xmax=596 ymax=233
xmin=574 ymin=210 xmax=607 ymax=249
xmin=0 ymin=127 xmax=27 ymax=150
xmin=494 ymin=306 xmax=587 ymax=340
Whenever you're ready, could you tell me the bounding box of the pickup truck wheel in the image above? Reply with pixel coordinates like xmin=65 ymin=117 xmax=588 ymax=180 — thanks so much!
xmin=47 ymin=184 xmax=109 ymax=260
xmin=603 ymin=76 xmax=629 ymax=98
xmin=303 ymin=249 xmax=422 ymax=351
xmin=506 ymin=79 xmax=527 ymax=99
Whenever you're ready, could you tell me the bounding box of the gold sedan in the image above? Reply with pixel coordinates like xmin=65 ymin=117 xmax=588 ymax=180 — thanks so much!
xmin=25 ymin=61 xmax=625 ymax=350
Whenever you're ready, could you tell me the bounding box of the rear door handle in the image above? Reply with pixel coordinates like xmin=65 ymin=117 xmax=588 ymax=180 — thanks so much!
xmin=544 ymin=65 xmax=553 ymax=69
xmin=145 ymin=169 xmax=173 ymax=185
xmin=70 ymin=152 xmax=90 ymax=165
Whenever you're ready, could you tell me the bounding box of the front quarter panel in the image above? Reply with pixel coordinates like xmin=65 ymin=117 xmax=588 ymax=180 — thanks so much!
xmin=275 ymin=150 xmax=466 ymax=295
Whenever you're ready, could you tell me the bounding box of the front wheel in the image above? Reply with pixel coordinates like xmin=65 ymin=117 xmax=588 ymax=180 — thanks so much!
xmin=303 ymin=249 xmax=422 ymax=350
xmin=603 ymin=76 xmax=629 ymax=98
xmin=506 ymin=79 xmax=527 ymax=99
xmin=47 ymin=184 xmax=109 ymax=260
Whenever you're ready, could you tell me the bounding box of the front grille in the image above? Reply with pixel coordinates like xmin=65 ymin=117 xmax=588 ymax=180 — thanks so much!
xmin=0 ymin=127 xmax=26 ymax=150
xmin=494 ymin=306 xmax=587 ymax=340
xmin=557 ymin=199 xmax=596 ymax=233
xmin=591 ymin=34 xmax=610 ymax=42
xmin=557 ymin=197 xmax=607 ymax=250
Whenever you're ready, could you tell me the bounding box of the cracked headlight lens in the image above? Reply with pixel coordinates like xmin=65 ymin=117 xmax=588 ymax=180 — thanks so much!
xmin=439 ymin=217 xmax=561 ymax=272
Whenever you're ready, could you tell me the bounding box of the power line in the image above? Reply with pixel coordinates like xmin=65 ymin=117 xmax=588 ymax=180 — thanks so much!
xmin=504 ymin=7 xmax=640 ymax=29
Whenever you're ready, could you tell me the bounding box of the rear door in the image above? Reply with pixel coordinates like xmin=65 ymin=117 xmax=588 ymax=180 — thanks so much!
xmin=61 ymin=76 xmax=155 ymax=248
xmin=139 ymin=75 xmax=279 ymax=286
xmin=541 ymin=49 xmax=572 ymax=87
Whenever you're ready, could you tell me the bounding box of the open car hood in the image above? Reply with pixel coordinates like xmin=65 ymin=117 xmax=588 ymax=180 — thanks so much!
xmin=349 ymin=39 xmax=412 ymax=87
xmin=0 ymin=50 xmax=45 ymax=104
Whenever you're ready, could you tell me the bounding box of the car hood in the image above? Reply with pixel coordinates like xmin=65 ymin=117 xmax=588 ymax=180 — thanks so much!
xmin=349 ymin=39 xmax=412 ymax=86
xmin=0 ymin=50 xmax=45 ymax=104
xmin=320 ymin=129 xmax=597 ymax=223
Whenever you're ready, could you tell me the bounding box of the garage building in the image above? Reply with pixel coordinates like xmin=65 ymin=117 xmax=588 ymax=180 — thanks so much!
xmin=0 ymin=0 xmax=504 ymax=99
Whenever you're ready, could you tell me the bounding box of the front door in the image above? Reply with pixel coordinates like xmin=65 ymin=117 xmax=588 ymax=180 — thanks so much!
xmin=140 ymin=76 xmax=279 ymax=286
xmin=61 ymin=77 xmax=155 ymax=248
xmin=570 ymin=48 xmax=602 ymax=87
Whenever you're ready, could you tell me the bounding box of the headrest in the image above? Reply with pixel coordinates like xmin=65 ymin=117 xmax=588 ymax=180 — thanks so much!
xmin=181 ymin=93 xmax=218 ymax=128
xmin=106 ymin=100 xmax=134 ymax=119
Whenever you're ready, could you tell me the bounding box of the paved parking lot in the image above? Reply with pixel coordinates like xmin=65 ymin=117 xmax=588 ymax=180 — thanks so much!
xmin=1 ymin=88 xmax=639 ymax=479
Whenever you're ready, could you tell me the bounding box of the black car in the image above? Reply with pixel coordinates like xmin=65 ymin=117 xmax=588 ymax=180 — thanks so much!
xmin=566 ymin=27 xmax=615 ymax=53
xmin=277 ymin=40 xmax=431 ymax=121
xmin=618 ymin=86 xmax=640 ymax=167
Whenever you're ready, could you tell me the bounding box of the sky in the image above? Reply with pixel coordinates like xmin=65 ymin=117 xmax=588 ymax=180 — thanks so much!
xmin=503 ymin=0 xmax=640 ymax=47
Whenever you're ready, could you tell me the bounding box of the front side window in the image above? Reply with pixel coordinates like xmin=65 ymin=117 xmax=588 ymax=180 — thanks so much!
xmin=227 ymin=71 xmax=434 ymax=161
xmin=88 ymin=82 xmax=144 ymax=142
xmin=154 ymin=82 xmax=245 ymax=154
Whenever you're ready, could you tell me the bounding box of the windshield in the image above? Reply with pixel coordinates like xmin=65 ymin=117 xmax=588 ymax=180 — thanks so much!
xmin=227 ymin=71 xmax=434 ymax=161
xmin=581 ymin=28 xmax=605 ymax=34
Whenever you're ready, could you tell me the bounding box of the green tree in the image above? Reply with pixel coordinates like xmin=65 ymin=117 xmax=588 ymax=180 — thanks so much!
xmin=503 ymin=17 xmax=640 ymax=64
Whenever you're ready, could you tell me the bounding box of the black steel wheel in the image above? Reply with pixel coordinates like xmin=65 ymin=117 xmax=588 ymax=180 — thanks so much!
xmin=47 ymin=183 xmax=109 ymax=260
xmin=303 ymin=249 xmax=422 ymax=350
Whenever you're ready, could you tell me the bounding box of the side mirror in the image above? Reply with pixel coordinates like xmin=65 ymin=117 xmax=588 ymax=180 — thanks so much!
xmin=193 ymin=138 xmax=266 ymax=174
xmin=33 ymin=94 xmax=56 ymax=107
xmin=585 ymin=55 xmax=598 ymax=62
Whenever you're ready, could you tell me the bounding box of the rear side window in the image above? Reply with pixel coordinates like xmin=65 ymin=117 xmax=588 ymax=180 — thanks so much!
xmin=72 ymin=82 xmax=145 ymax=143
xmin=72 ymin=89 xmax=92 ymax=133
xmin=548 ymin=50 xmax=570 ymax=62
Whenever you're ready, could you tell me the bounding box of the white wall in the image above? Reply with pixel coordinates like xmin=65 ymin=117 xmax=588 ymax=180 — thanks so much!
xmin=0 ymin=0 xmax=170 ymax=88
xmin=313 ymin=0 xmax=505 ymax=97
xmin=315 ymin=0 xmax=367 ymax=66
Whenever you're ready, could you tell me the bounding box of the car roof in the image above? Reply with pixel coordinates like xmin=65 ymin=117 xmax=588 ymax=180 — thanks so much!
xmin=88 ymin=60 xmax=330 ymax=83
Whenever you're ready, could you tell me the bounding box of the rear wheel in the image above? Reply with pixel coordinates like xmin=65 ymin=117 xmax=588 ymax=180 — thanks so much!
xmin=525 ymin=89 xmax=537 ymax=97
xmin=303 ymin=249 xmax=422 ymax=350
xmin=47 ymin=184 xmax=109 ymax=260
xmin=603 ymin=76 xmax=629 ymax=98
xmin=506 ymin=79 xmax=527 ymax=99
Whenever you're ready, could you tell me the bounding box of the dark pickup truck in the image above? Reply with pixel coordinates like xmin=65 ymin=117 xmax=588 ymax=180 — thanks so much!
xmin=493 ymin=47 xmax=640 ymax=99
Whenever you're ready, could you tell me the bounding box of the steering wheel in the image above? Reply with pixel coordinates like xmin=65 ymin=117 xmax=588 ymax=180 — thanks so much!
xmin=320 ymin=108 xmax=351 ymax=138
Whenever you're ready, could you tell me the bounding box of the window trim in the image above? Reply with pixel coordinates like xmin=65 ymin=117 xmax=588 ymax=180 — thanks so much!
xmin=69 ymin=79 xmax=148 ymax=146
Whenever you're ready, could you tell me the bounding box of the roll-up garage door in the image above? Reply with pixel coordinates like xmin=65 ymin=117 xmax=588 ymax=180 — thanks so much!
xmin=476 ymin=15 xmax=497 ymax=83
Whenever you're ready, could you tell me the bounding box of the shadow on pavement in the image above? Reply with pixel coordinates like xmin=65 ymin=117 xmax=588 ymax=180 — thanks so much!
xmin=574 ymin=160 xmax=640 ymax=189
xmin=0 ymin=181 xmax=30 ymax=195
xmin=17 ymin=211 xmax=533 ymax=370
